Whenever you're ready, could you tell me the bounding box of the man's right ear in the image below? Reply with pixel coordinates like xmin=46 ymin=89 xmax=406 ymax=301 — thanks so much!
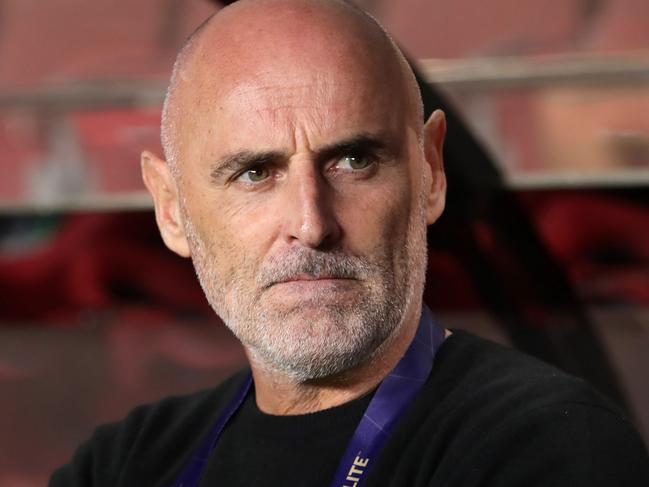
xmin=141 ymin=151 xmax=191 ymax=258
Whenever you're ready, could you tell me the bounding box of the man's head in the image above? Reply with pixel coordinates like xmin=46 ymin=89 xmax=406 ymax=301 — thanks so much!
xmin=142 ymin=0 xmax=446 ymax=382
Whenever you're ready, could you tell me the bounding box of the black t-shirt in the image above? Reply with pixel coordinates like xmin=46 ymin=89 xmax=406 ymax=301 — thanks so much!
xmin=50 ymin=330 xmax=649 ymax=486
xmin=203 ymin=387 xmax=374 ymax=486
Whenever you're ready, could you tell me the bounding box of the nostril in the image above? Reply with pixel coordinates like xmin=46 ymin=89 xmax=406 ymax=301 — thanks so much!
xmin=294 ymin=205 xmax=339 ymax=248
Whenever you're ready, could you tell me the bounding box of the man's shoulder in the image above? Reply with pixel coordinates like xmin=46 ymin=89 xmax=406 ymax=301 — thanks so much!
xmin=105 ymin=369 xmax=249 ymax=441
xmin=434 ymin=329 xmax=613 ymax=411
xmin=371 ymin=329 xmax=649 ymax=486
xmin=409 ymin=328 xmax=637 ymax=452
xmin=49 ymin=369 xmax=250 ymax=487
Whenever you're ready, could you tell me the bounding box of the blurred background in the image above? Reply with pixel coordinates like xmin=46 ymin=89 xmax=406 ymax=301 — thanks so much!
xmin=0 ymin=0 xmax=648 ymax=484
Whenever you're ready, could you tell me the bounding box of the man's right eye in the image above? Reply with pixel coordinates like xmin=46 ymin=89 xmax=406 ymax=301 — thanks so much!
xmin=237 ymin=166 xmax=270 ymax=183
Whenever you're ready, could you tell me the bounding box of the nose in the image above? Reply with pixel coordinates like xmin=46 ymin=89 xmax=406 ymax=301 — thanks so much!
xmin=284 ymin=164 xmax=341 ymax=249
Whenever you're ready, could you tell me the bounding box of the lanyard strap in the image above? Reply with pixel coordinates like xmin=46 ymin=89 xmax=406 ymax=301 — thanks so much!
xmin=171 ymin=306 xmax=445 ymax=487
xmin=172 ymin=374 xmax=252 ymax=487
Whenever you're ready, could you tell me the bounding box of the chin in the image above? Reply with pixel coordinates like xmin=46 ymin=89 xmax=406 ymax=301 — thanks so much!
xmin=244 ymin=306 xmax=399 ymax=382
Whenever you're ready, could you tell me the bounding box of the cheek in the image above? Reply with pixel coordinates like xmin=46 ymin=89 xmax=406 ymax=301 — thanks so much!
xmin=336 ymin=178 xmax=413 ymax=253
xmin=190 ymin=196 xmax=274 ymax=274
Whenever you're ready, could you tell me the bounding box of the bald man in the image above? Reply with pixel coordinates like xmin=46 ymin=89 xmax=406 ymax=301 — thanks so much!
xmin=50 ymin=1 xmax=649 ymax=486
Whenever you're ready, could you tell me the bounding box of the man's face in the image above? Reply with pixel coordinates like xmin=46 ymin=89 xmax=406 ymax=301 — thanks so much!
xmin=175 ymin=58 xmax=433 ymax=381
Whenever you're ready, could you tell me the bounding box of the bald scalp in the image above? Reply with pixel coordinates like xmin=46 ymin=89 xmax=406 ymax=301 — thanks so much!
xmin=161 ymin=0 xmax=424 ymax=177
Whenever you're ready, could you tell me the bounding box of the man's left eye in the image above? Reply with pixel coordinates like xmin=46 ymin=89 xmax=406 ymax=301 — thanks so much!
xmin=337 ymin=154 xmax=372 ymax=170
xmin=237 ymin=166 xmax=270 ymax=183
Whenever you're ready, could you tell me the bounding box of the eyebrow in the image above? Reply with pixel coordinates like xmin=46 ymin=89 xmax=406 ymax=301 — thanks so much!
xmin=210 ymin=150 xmax=283 ymax=181
xmin=209 ymin=132 xmax=394 ymax=182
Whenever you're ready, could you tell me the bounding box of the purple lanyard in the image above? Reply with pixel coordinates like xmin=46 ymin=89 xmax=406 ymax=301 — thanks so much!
xmin=171 ymin=306 xmax=445 ymax=487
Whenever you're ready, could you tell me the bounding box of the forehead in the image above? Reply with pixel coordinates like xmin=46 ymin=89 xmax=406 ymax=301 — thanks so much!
xmin=183 ymin=58 xmax=408 ymax=156
xmin=241 ymin=77 xmax=395 ymax=129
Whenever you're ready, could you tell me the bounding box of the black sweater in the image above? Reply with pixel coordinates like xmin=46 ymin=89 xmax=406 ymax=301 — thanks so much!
xmin=50 ymin=330 xmax=649 ymax=486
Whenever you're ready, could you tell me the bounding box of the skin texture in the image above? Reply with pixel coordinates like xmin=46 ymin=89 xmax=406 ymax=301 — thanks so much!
xmin=142 ymin=0 xmax=447 ymax=414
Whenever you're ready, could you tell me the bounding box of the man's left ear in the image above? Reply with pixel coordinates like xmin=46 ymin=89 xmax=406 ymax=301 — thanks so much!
xmin=422 ymin=109 xmax=447 ymax=225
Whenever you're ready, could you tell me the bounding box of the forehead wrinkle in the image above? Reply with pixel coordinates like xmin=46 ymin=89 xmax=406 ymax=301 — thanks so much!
xmin=220 ymin=80 xmax=360 ymax=134
xmin=216 ymin=85 xmax=404 ymax=157
xmin=221 ymin=78 xmax=350 ymax=107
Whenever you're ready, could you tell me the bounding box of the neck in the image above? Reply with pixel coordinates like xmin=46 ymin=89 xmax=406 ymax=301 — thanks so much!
xmin=247 ymin=306 xmax=422 ymax=415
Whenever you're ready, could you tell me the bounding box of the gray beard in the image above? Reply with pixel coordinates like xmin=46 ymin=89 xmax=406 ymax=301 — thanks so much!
xmin=183 ymin=201 xmax=428 ymax=383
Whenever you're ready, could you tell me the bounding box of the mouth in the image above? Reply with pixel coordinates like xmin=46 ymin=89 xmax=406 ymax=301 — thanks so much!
xmin=282 ymin=273 xmax=350 ymax=282
xmin=265 ymin=274 xmax=358 ymax=290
